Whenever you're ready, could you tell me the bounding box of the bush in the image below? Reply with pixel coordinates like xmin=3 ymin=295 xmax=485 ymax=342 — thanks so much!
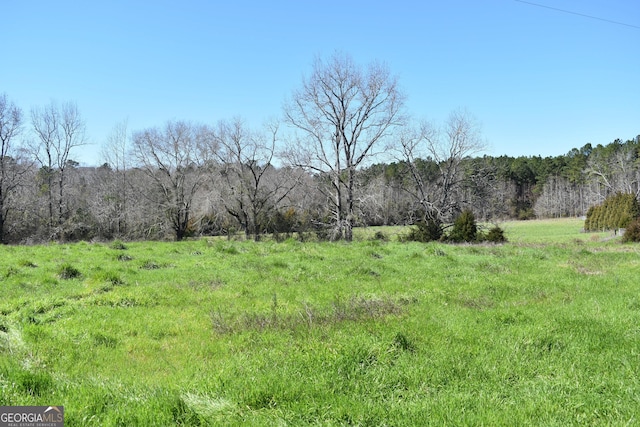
xmin=448 ymin=210 xmax=477 ymax=243
xmin=485 ymin=225 xmax=507 ymax=243
xmin=404 ymin=218 xmax=443 ymax=242
xmin=622 ymin=218 xmax=640 ymax=243
xmin=270 ymin=208 xmax=300 ymax=235
xmin=585 ymin=192 xmax=640 ymax=231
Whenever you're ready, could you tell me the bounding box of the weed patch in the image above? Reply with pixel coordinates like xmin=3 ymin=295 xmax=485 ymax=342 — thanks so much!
xmin=139 ymin=260 xmax=161 ymax=270
xmin=212 ymin=295 xmax=411 ymax=334
xmin=110 ymin=240 xmax=128 ymax=250
xmin=187 ymin=279 xmax=225 ymax=291
xmin=392 ymin=332 xmax=417 ymax=353
xmin=17 ymin=259 xmax=37 ymax=268
xmin=90 ymin=295 xmax=156 ymax=308
xmin=452 ymin=293 xmax=495 ymax=310
xmin=216 ymin=243 xmax=241 ymax=255
xmin=4 ymin=267 xmax=19 ymax=278
xmin=12 ymin=369 xmax=53 ymax=397
xmin=92 ymin=332 xmax=119 ymax=348
xmin=350 ymin=266 xmax=380 ymax=277
xmin=93 ymin=271 xmax=125 ymax=286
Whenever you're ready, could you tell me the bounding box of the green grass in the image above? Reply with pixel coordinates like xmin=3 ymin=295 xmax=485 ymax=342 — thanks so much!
xmin=500 ymin=217 xmax=612 ymax=244
xmin=1 ymin=220 xmax=639 ymax=425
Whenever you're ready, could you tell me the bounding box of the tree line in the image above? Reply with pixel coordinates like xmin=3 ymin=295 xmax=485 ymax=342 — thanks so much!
xmin=1 ymin=53 xmax=638 ymax=243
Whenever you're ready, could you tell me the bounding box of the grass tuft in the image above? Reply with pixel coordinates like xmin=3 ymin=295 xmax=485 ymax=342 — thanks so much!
xmin=392 ymin=332 xmax=417 ymax=353
xmin=139 ymin=260 xmax=160 ymax=270
xmin=110 ymin=240 xmax=128 ymax=250
xmin=58 ymin=263 xmax=82 ymax=279
xmin=10 ymin=368 xmax=54 ymax=397
xmin=92 ymin=332 xmax=119 ymax=348
xmin=18 ymin=259 xmax=37 ymax=268
xmin=94 ymin=271 xmax=125 ymax=286
xmin=4 ymin=267 xmax=20 ymax=278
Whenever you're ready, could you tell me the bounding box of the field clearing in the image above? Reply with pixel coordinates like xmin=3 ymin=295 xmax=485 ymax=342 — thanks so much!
xmin=354 ymin=217 xmax=614 ymax=245
xmin=1 ymin=219 xmax=640 ymax=425
xmin=500 ymin=217 xmax=611 ymax=244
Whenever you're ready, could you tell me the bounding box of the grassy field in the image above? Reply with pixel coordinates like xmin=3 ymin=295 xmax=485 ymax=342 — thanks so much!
xmin=1 ymin=219 xmax=639 ymax=425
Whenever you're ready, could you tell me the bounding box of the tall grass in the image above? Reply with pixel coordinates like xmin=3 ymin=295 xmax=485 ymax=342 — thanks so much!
xmin=0 ymin=220 xmax=639 ymax=425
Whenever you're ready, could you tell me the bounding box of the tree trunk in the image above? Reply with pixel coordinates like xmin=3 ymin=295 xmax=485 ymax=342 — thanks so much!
xmin=58 ymin=173 xmax=64 ymax=225
xmin=345 ymin=167 xmax=355 ymax=242
xmin=333 ymin=171 xmax=344 ymax=240
xmin=48 ymin=172 xmax=54 ymax=232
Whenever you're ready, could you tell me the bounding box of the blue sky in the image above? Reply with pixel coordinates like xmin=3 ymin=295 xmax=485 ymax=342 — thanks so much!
xmin=3 ymin=0 xmax=638 ymax=165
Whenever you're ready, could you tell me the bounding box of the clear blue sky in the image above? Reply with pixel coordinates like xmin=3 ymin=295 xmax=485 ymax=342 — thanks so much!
xmin=3 ymin=0 xmax=638 ymax=165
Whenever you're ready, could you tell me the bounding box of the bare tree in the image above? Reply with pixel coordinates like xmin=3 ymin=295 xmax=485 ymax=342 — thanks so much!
xmin=101 ymin=119 xmax=130 ymax=235
xmin=357 ymin=174 xmax=405 ymax=226
xmin=586 ymin=140 xmax=640 ymax=202
xmin=400 ymin=109 xmax=486 ymax=222
xmin=284 ymin=52 xmax=405 ymax=241
xmin=30 ymin=101 xmax=86 ymax=235
xmin=214 ymin=118 xmax=301 ymax=240
xmin=131 ymin=120 xmax=212 ymax=240
xmin=0 ymin=94 xmax=31 ymax=243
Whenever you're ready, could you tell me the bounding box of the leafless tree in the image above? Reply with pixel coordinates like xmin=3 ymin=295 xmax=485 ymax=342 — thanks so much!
xmin=357 ymin=174 xmax=407 ymax=226
xmin=131 ymin=120 xmax=212 ymax=240
xmin=0 ymin=94 xmax=31 ymax=243
xmin=284 ymin=52 xmax=405 ymax=241
xmin=30 ymin=101 xmax=87 ymax=235
xmin=101 ymin=119 xmax=131 ymax=235
xmin=400 ymin=109 xmax=486 ymax=222
xmin=586 ymin=140 xmax=640 ymax=201
xmin=214 ymin=118 xmax=301 ymax=240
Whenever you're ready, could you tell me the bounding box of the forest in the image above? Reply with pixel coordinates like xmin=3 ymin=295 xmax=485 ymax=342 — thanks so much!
xmin=1 ymin=53 xmax=639 ymax=244
xmin=1 ymin=115 xmax=637 ymax=244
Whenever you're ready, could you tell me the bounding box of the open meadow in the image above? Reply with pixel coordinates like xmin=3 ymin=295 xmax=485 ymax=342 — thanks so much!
xmin=1 ymin=218 xmax=640 ymax=425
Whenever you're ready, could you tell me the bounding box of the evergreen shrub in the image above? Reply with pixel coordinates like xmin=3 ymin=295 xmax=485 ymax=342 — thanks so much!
xmin=622 ymin=218 xmax=640 ymax=243
xmin=485 ymin=225 xmax=507 ymax=243
xmin=404 ymin=218 xmax=443 ymax=242
xmin=448 ymin=209 xmax=477 ymax=243
xmin=585 ymin=192 xmax=640 ymax=231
